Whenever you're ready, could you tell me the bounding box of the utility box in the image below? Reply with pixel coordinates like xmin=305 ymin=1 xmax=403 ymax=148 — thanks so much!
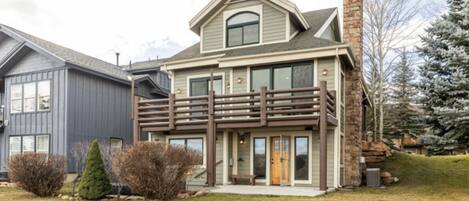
xmin=366 ymin=168 xmax=381 ymax=187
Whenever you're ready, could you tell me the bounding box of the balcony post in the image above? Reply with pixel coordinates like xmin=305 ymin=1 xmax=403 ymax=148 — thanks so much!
xmin=260 ymin=86 xmax=267 ymax=126
xmin=207 ymin=90 xmax=216 ymax=187
xmin=319 ymin=81 xmax=328 ymax=191
xmin=168 ymin=94 xmax=175 ymax=130
xmin=132 ymin=96 xmax=140 ymax=144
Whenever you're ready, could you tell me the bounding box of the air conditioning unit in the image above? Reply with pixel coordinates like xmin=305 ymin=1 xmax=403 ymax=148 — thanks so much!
xmin=366 ymin=168 xmax=381 ymax=187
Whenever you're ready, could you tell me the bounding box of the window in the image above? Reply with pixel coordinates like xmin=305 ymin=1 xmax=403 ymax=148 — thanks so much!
xmin=169 ymin=138 xmax=204 ymax=165
xmin=10 ymin=81 xmax=51 ymax=114
xmin=295 ymin=137 xmax=309 ymax=180
xmin=250 ymin=63 xmax=314 ymax=92
xmin=226 ymin=12 xmax=260 ymax=47
xmin=253 ymin=137 xmax=266 ymax=179
xmin=10 ymin=84 xmax=22 ymax=114
xmin=23 ymin=83 xmax=36 ymax=112
xmin=9 ymin=135 xmax=50 ymax=156
xmin=37 ymin=81 xmax=51 ymax=111
xmin=110 ymin=138 xmax=123 ymax=153
xmin=189 ymin=77 xmax=223 ymax=96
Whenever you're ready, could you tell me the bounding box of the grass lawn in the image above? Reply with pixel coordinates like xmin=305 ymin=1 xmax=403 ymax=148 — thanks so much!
xmin=1 ymin=153 xmax=469 ymax=201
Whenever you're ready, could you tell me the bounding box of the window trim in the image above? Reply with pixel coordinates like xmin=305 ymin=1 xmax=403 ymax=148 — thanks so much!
xmin=10 ymin=80 xmax=52 ymax=114
xmin=294 ymin=136 xmax=309 ymax=181
xmin=8 ymin=134 xmax=51 ymax=157
xmin=169 ymin=137 xmax=204 ymax=165
xmin=253 ymin=137 xmax=267 ymax=179
xmin=250 ymin=62 xmax=314 ymax=92
xmin=226 ymin=11 xmax=260 ymax=48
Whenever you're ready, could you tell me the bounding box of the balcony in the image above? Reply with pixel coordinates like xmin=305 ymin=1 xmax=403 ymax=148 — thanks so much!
xmin=133 ymin=81 xmax=337 ymax=133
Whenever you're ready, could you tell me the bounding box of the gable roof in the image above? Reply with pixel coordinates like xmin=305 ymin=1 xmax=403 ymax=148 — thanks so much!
xmin=189 ymin=0 xmax=310 ymax=35
xmin=168 ymin=8 xmax=341 ymax=63
xmin=0 ymin=24 xmax=130 ymax=82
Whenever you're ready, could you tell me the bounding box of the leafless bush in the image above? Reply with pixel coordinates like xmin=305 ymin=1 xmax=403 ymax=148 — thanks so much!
xmin=8 ymin=153 xmax=66 ymax=197
xmin=114 ymin=142 xmax=201 ymax=201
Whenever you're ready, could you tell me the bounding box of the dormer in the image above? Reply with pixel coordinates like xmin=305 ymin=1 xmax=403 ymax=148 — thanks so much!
xmin=190 ymin=0 xmax=310 ymax=53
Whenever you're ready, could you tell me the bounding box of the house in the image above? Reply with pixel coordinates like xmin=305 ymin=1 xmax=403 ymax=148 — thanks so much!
xmin=0 ymin=24 xmax=168 ymax=175
xmin=132 ymin=0 xmax=365 ymax=191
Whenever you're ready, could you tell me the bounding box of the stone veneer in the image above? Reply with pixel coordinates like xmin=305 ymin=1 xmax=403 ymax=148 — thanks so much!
xmin=343 ymin=0 xmax=364 ymax=186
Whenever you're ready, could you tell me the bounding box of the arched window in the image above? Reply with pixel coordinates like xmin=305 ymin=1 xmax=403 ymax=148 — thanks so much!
xmin=226 ymin=12 xmax=260 ymax=47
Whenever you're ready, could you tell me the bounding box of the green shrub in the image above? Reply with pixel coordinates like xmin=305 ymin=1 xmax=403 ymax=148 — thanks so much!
xmin=8 ymin=153 xmax=66 ymax=197
xmin=78 ymin=139 xmax=111 ymax=200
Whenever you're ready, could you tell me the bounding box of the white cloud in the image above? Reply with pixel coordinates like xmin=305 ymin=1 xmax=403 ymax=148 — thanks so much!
xmin=0 ymin=0 xmax=442 ymax=66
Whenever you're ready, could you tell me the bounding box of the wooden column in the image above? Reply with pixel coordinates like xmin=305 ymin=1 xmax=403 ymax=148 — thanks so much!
xmin=131 ymin=80 xmax=140 ymax=145
xmin=168 ymin=94 xmax=175 ymax=130
xmin=319 ymin=81 xmax=328 ymax=191
xmin=259 ymin=86 xmax=267 ymax=126
xmin=207 ymin=90 xmax=216 ymax=187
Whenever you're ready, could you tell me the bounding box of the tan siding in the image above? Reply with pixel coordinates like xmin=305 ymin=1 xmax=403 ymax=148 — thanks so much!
xmin=317 ymin=57 xmax=336 ymax=90
xmin=173 ymin=67 xmax=231 ymax=98
xmin=311 ymin=130 xmax=336 ymax=187
xmin=202 ymin=12 xmax=224 ymax=52
xmin=201 ymin=0 xmax=288 ymax=52
xmin=237 ymin=133 xmax=251 ymax=175
xmin=232 ymin=67 xmax=248 ymax=93
xmin=263 ymin=3 xmax=287 ymax=43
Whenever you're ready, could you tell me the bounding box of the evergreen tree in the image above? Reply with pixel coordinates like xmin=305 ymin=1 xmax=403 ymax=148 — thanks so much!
xmin=418 ymin=0 xmax=469 ymax=151
xmin=385 ymin=50 xmax=424 ymax=143
xmin=78 ymin=140 xmax=112 ymax=200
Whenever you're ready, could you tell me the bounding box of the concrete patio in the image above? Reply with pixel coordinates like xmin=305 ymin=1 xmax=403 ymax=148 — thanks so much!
xmin=206 ymin=185 xmax=328 ymax=197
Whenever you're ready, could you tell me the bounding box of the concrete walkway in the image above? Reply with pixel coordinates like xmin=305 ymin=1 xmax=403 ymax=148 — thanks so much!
xmin=207 ymin=185 xmax=326 ymax=197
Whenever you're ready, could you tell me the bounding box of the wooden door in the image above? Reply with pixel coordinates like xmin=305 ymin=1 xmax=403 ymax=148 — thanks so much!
xmin=270 ymin=136 xmax=290 ymax=185
xmin=271 ymin=137 xmax=281 ymax=185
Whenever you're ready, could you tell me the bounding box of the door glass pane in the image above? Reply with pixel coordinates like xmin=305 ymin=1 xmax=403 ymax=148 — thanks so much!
xmin=251 ymin=69 xmax=270 ymax=91
xmin=280 ymin=136 xmax=290 ymax=185
xmin=23 ymin=83 xmax=36 ymax=112
xmin=190 ymin=79 xmax=208 ymax=97
xmin=228 ymin=27 xmax=243 ymax=47
xmin=9 ymin=136 xmax=21 ymax=156
xmin=243 ymin=24 xmax=259 ymax=44
xmin=293 ymin=64 xmax=313 ymax=88
xmin=36 ymin=135 xmax=49 ymax=154
xmin=274 ymin=67 xmax=292 ymax=90
xmin=211 ymin=79 xmax=223 ymax=95
xmin=22 ymin=136 xmax=35 ymax=153
xmin=253 ymin=138 xmax=266 ymax=179
xmin=295 ymin=137 xmax=309 ymax=180
xmin=187 ymin=138 xmax=204 ymax=165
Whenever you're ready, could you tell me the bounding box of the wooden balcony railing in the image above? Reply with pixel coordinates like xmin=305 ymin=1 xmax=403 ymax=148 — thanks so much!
xmin=134 ymin=81 xmax=337 ymax=132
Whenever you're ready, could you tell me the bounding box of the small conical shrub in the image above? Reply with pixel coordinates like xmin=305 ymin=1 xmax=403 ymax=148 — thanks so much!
xmin=78 ymin=140 xmax=112 ymax=200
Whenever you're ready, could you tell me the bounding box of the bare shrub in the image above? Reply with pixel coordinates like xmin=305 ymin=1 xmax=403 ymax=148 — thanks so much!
xmin=8 ymin=153 xmax=66 ymax=197
xmin=114 ymin=142 xmax=201 ymax=201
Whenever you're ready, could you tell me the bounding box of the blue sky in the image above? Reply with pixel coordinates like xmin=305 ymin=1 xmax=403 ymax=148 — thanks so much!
xmin=0 ymin=0 xmax=445 ymax=65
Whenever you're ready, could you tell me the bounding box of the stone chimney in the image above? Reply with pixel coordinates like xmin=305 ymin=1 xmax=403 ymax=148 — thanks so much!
xmin=343 ymin=0 xmax=363 ymax=187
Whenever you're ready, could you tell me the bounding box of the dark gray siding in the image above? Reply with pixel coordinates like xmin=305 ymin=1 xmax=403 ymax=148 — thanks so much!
xmin=0 ymin=68 xmax=68 ymax=171
xmin=66 ymin=69 xmax=132 ymax=171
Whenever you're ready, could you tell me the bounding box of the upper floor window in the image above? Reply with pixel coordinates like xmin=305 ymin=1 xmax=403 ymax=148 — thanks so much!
xmin=11 ymin=80 xmax=51 ymax=114
xmin=226 ymin=12 xmax=260 ymax=47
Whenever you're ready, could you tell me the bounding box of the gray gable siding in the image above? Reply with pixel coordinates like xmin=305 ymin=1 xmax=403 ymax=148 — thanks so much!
xmin=0 ymin=37 xmax=20 ymax=62
xmin=0 ymin=68 xmax=68 ymax=171
xmin=66 ymin=69 xmax=132 ymax=172
xmin=6 ymin=51 xmax=62 ymax=76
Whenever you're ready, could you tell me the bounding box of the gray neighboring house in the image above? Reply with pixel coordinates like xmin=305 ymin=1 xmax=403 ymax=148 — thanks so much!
xmin=0 ymin=24 xmax=168 ymax=175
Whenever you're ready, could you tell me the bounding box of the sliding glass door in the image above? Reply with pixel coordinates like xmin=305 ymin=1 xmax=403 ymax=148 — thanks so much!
xmin=250 ymin=62 xmax=313 ymax=92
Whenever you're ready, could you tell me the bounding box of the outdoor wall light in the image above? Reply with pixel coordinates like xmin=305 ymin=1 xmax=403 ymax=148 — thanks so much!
xmin=322 ymin=69 xmax=329 ymax=76
xmin=176 ymin=88 xmax=182 ymax=94
xmin=239 ymin=135 xmax=246 ymax=144
xmin=237 ymin=77 xmax=243 ymax=84
xmin=227 ymin=83 xmax=231 ymax=90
